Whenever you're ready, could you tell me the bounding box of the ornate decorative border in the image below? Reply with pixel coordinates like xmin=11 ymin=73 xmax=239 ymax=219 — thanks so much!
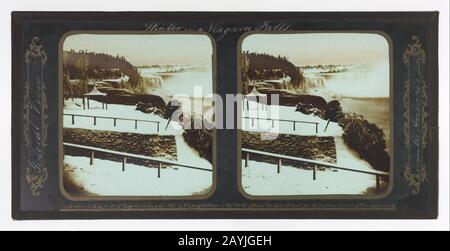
xmin=23 ymin=37 xmax=48 ymax=196
xmin=402 ymin=35 xmax=428 ymax=195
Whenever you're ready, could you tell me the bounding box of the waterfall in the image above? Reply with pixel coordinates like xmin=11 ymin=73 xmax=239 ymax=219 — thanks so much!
xmin=300 ymin=76 xmax=326 ymax=92
xmin=299 ymin=62 xmax=390 ymax=98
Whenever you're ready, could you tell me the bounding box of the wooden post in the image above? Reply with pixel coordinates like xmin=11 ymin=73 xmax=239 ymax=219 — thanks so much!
xmin=376 ymin=175 xmax=380 ymax=192
xmin=87 ymin=98 xmax=90 ymax=109
xmin=113 ymin=118 xmax=116 ymax=127
xmin=158 ymin=163 xmax=161 ymax=178
xmin=246 ymin=100 xmax=249 ymax=110
xmin=94 ymin=116 xmax=96 ymax=126
xmin=277 ymin=158 xmax=282 ymax=174
xmin=313 ymin=164 xmax=317 ymax=180
xmin=122 ymin=157 xmax=126 ymax=172
xmin=324 ymin=120 xmax=330 ymax=132
xmin=90 ymin=151 xmax=94 ymax=165
xmin=164 ymin=117 xmax=172 ymax=130
xmin=316 ymin=123 xmax=319 ymax=134
xmin=71 ymin=115 xmax=75 ymax=125
xmin=157 ymin=122 xmax=160 ymax=132
xmin=135 ymin=120 xmax=138 ymax=129
xmin=245 ymin=153 xmax=249 ymax=167
xmin=293 ymin=121 xmax=296 ymax=131
xmin=82 ymin=97 xmax=85 ymax=110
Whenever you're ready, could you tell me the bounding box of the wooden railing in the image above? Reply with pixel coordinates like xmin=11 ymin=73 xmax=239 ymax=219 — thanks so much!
xmin=64 ymin=113 xmax=161 ymax=132
xmin=242 ymin=148 xmax=389 ymax=191
xmin=242 ymin=116 xmax=319 ymax=134
xmin=64 ymin=142 xmax=212 ymax=178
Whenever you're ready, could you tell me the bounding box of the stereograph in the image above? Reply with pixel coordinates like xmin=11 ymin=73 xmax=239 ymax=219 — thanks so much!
xmin=11 ymin=12 xmax=439 ymax=219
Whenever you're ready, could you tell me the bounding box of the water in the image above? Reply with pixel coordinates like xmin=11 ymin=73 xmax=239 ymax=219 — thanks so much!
xmin=302 ymin=65 xmax=391 ymax=151
xmin=339 ymin=97 xmax=391 ymax=152
xmin=139 ymin=68 xmax=214 ymax=118
xmin=320 ymin=63 xmax=389 ymax=98
xmin=139 ymin=68 xmax=213 ymax=97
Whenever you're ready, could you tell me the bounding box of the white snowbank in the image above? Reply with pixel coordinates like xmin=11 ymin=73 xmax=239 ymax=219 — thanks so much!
xmin=63 ymin=98 xmax=212 ymax=168
xmin=241 ymin=159 xmax=375 ymax=195
xmin=334 ymin=137 xmax=375 ymax=173
xmin=175 ymin=136 xmax=211 ymax=170
xmin=65 ymin=156 xmax=212 ymax=196
xmin=102 ymin=74 xmax=130 ymax=83
xmin=63 ymin=98 xmax=213 ymax=196
xmin=241 ymin=100 xmax=381 ymax=195
xmin=63 ymin=98 xmax=183 ymax=135
xmin=241 ymin=100 xmax=343 ymax=137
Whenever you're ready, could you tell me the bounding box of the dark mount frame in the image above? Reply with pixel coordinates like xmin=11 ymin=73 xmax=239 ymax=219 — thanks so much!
xmin=11 ymin=12 xmax=439 ymax=219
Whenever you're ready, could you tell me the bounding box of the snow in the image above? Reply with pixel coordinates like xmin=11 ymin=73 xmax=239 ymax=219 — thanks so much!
xmin=102 ymin=74 xmax=130 ymax=83
xmin=334 ymin=137 xmax=375 ymax=173
xmin=174 ymin=136 xmax=211 ymax=170
xmin=65 ymin=156 xmax=212 ymax=196
xmin=62 ymin=96 xmax=381 ymax=196
xmin=242 ymin=160 xmax=375 ymax=195
xmin=241 ymin=100 xmax=381 ymax=195
xmin=241 ymin=100 xmax=343 ymax=137
xmin=63 ymin=98 xmax=213 ymax=196
xmin=64 ymin=98 xmax=183 ymax=136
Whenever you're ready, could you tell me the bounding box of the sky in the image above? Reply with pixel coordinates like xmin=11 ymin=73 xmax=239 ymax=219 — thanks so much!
xmin=63 ymin=34 xmax=213 ymax=66
xmin=241 ymin=33 xmax=390 ymax=66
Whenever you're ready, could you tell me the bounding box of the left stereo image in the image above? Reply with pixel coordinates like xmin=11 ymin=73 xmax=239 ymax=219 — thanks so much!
xmin=60 ymin=32 xmax=216 ymax=199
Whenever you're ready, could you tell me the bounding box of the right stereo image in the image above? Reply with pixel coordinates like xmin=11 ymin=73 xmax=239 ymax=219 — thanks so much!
xmin=239 ymin=32 xmax=392 ymax=197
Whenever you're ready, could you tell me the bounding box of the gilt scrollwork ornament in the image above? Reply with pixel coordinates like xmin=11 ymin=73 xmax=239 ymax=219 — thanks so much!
xmin=23 ymin=37 xmax=48 ymax=196
xmin=402 ymin=35 xmax=428 ymax=195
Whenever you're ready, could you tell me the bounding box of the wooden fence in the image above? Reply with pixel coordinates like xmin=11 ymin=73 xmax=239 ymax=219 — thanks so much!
xmin=64 ymin=113 xmax=161 ymax=132
xmin=242 ymin=116 xmax=319 ymax=134
xmin=64 ymin=142 xmax=212 ymax=178
xmin=242 ymin=148 xmax=389 ymax=191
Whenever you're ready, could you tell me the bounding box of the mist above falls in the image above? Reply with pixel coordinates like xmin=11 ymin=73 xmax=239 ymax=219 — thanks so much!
xmin=138 ymin=67 xmax=213 ymax=97
xmin=301 ymin=63 xmax=390 ymax=98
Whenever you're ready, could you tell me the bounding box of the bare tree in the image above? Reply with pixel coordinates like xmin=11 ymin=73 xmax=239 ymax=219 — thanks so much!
xmin=76 ymin=55 xmax=89 ymax=92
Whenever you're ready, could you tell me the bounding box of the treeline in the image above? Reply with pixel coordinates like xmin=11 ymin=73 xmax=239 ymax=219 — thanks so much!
xmin=63 ymin=50 xmax=142 ymax=88
xmin=300 ymin=63 xmax=373 ymax=73
xmin=242 ymin=52 xmax=304 ymax=87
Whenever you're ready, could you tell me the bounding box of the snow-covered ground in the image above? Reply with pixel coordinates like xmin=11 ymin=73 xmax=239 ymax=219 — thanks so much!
xmin=102 ymin=74 xmax=130 ymax=83
xmin=334 ymin=137 xmax=374 ymax=172
xmin=242 ymin=160 xmax=375 ymax=195
xmin=241 ymin=100 xmax=343 ymax=137
xmin=65 ymin=156 xmax=212 ymax=196
xmin=63 ymin=98 xmax=212 ymax=196
xmin=241 ymin=100 xmax=381 ymax=195
xmin=64 ymin=99 xmax=183 ymax=135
